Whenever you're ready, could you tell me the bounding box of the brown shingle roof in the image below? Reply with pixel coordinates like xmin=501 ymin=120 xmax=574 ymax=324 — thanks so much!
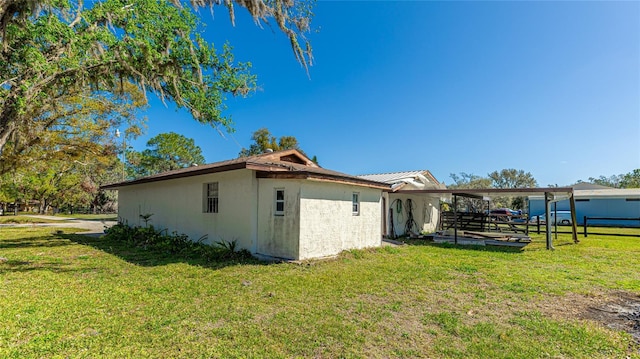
xmin=102 ymin=149 xmax=390 ymax=190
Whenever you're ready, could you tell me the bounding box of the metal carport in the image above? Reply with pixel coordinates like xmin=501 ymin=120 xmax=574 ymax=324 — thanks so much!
xmin=394 ymin=187 xmax=578 ymax=250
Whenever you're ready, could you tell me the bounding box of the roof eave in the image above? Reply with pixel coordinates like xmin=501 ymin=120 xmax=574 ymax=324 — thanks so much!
xmin=101 ymin=162 xmax=248 ymax=190
xmin=256 ymin=171 xmax=390 ymax=190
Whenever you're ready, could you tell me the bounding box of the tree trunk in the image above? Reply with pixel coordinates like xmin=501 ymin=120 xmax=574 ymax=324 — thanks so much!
xmin=0 ymin=89 xmax=20 ymax=155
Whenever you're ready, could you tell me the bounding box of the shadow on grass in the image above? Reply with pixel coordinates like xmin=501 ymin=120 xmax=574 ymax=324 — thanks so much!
xmin=0 ymin=260 xmax=97 ymax=273
xmin=0 ymin=236 xmax=74 ymax=249
xmin=65 ymin=233 xmax=267 ymax=270
xmin=400 ymin=238 xmax=524 ymax=254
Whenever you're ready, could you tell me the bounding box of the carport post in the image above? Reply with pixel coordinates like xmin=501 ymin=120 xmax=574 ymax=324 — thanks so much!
xmin=453 ymin=195 xmax=458 ymax=245
xmin=554 ymin=202 xmax=558 ymax=240
xmin=486 ymin=200 xmax=490 ymax=232
xmin=569 ymin=194 xmax=579 ymax=243
xmin=545 ymin=192 xmax=554 ymax=250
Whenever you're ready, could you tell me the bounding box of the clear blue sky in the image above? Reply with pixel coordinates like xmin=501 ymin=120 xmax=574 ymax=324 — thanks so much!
xmin=130 ymin=1 xmax=640 ymax=187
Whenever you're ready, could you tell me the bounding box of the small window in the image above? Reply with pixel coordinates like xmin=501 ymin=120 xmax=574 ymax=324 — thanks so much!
xmin=575 ymin=199 xmax=590 ymax=202
xmin=352 ymin=192 xmax=360 ymax=215
xmin=275 ymin=189 xmax=285 ymax=216
xmin=203 ymin=182 xmax=219 ymax=213
xmin=626 ymin=198 xmax=640 ymax=202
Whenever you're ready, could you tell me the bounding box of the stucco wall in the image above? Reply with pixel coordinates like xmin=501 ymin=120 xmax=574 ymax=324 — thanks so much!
xmin=298 ymin=181 xmax=382 ymax=260
xmin=117 ymin=169 xmax=257 ymax=250
xmin=384 ymin=193 xmax=440 ymax=236
xmin=116 ymin=171 xmax=385 ymax=260
xmin=256 ymin=179 xmax=301 ymax=259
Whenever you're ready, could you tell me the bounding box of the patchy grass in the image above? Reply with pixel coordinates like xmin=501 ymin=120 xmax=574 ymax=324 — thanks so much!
xmin=0 ymin=216 xmax=63 ymax=224
xmin=48 ymin=213 xmax=118 ymax=221
xmin=0 ymin=228 xmax=639 ymax=358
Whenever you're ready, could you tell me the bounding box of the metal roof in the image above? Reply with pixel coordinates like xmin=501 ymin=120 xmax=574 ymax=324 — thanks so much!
xmin=358 ymin=170 xmax=439 ymax=185
xmin=572 ymin=182 xmax=615 ymax=190
xmin=397 ymin=187 xmax=575 ymax=202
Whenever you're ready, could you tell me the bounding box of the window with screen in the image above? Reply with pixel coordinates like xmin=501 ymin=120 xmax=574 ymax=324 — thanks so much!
xmin=275 ymin=189 xmax=285 ymax=216
xmin=352 ymin=192 xmax=360 ymax=215
xmin=203 ymin=182 xmax=219 ymax=213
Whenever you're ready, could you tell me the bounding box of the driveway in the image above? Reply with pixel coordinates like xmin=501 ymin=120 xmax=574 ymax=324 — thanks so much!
xmin=0 ymin=215 xmax=117 ymax=237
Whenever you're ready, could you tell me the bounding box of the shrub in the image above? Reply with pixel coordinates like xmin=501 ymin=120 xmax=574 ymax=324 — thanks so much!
xmin=104 ymin=222 xmax=253 ymax=262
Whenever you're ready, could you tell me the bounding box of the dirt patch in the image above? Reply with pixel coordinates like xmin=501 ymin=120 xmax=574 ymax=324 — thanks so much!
xmin=539 ymin=291 xmax=640 ymax=348
xmin=580 ymin=291 xmax=640 ymax=344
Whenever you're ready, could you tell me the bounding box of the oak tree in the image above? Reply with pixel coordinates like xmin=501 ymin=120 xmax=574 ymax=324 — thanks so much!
xmin=586 ymin=169 xmax=640 ymax=189
xmin=0 ymin=0 xmax=313 ymax=168
xmin=127 ymin=132 xmax=205 ymax=177
xmin=238 ymin=127 xmax=300 ymax=157
xmin=448 ymin=172 xmax=493 ymax=212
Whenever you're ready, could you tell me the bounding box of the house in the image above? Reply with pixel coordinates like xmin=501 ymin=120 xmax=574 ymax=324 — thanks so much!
xmin=528 ymin=182 xmax=640 ymax=227
xmin=358 ymin=170 xmax=445 ymax=237
xmin=102 ymin=149 xmax=390 ymax=260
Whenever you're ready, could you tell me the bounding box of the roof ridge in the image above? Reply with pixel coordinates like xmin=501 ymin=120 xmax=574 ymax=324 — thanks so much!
xmin=358 ymin=170 xmax=430 ymax=176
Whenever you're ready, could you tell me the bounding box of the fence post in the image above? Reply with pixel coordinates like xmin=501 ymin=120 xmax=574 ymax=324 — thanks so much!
xmin=583 ymin=216 xmax=587 ymax=238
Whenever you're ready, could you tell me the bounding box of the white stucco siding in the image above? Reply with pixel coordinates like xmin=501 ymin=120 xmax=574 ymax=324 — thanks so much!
xmin=256 ymin=179 xmax=301 ymax=259
xmin=116 ymin=169 xmax=257 ymax=251
xmin=385 ymin=193 xmax=440 ymax=236
xmin=298 ymin=181 xmax=382 ymax=260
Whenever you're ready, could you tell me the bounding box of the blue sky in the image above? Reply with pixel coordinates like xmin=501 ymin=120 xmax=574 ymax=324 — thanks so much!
xmin=130 ymin=1 xmax=640 ymax=187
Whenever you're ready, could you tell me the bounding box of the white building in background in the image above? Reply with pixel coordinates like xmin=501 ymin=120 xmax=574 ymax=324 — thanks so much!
xmin=103 ymin=149 xmax=389 ymax=260
xmin=358 ymin=170 xmax=446 ymax=237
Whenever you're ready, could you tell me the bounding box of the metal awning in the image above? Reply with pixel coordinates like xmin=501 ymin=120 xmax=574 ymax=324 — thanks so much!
xmin=395 ymin=187 xmax=573 ymax=198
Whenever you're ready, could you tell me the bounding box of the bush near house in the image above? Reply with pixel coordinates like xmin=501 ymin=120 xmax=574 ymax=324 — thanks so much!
xmin=104 ymin=222 xmax=253 ymax=262
xmin=0 ymin=227 xmax=639 ymax=358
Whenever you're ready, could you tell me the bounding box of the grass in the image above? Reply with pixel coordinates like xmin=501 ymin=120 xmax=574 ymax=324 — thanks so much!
xmin=0 ymin=213 xmax=116 ymax=223
xmin=527 ymin=224 xmax=640 ymax=237
xmin=0 ymin=227 xmax=639 ymax=358
xmin=52 ymin=213 xmax=117 ymax=220
xmin=0 ymin=216 xmax=63 ymax=224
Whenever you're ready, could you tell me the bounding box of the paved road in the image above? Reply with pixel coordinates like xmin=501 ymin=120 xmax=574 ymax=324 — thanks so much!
xmin=0 ymin=215 xmax=117 ymax=237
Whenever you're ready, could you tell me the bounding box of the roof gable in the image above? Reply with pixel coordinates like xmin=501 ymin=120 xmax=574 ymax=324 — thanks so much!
xmin=572 ymin=182 xmax=614 ymax=190
xmin=358 ymin=170 xmax=443 ymax=191
xmin=249 ymin=149 xmax=319 ymax=167
xmin=102 ymin=148 xmax=388 ymax=190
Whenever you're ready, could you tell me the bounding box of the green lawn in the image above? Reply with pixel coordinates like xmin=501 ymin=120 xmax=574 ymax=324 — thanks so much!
xmin=1 ymin=227 xmax=639 ymax=358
